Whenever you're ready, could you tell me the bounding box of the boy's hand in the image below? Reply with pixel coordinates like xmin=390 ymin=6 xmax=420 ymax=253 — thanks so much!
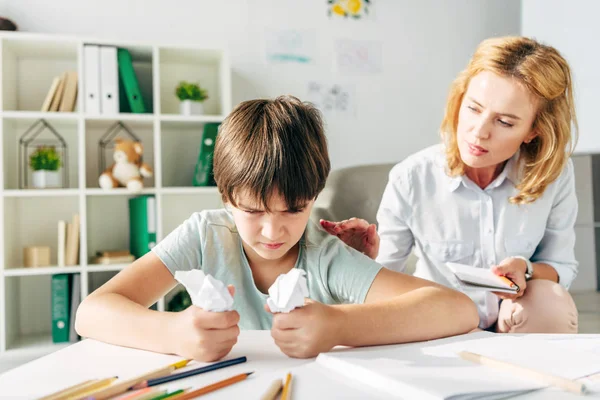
xmin=320 ymin=218 xmax=380 ymax=260
xmin=171 ymin=286 xmax=240 ymax=362
xmin=267 ymin=299 xmax=344 ymax=358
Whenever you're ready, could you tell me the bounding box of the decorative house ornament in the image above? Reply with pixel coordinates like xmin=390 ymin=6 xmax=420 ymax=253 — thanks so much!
xmin=18 ymin=119 xmax=69 ymax=189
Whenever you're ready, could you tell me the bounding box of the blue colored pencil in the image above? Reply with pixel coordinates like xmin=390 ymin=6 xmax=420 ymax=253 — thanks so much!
xmin=132 ymin=356 xmax=247 ymax=389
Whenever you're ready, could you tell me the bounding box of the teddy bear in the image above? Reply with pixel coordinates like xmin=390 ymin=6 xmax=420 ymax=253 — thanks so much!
xmin=98 ymin=138 xmax=153 ymax=193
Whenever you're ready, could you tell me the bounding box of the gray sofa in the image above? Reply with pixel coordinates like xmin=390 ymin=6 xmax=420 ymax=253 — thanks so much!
xmin=311 ymin=163 xmax=417 ymax=274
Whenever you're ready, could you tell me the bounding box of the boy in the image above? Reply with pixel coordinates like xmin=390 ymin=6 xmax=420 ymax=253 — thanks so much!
xmin=75 ymin=96 xmax=478 ymax=362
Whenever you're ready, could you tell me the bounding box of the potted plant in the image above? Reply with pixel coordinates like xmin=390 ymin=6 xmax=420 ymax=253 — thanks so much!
xmin=29 ymin=146 xmax=62 ymax=189
xmin=175 ymin=81 xmax=208 ymax=116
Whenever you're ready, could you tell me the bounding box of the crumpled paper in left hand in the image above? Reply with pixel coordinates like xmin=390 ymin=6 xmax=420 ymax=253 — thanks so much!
xmin=174 ymin=270 xmax=234 ymax=312
xmin=267 ymin=268 xmax=309 ymax=313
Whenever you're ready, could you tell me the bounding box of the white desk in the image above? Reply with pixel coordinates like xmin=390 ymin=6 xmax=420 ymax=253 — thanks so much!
xmin=0 ymin=331 xmax=598 ymax=399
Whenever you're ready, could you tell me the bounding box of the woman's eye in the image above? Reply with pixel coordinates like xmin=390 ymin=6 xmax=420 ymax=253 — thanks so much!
xmin=498 ymin=119 xmax=513 ymax=127
xmin=467 ymin=105 xmax=479 ymax=113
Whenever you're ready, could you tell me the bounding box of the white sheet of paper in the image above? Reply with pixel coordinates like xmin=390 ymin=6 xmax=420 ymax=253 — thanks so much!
xmin=423 ymin=336 xmax=600 ymax=380
xmin=174 ymin=270 xmax=234 ymax=312
xmin=267 ymin=268 xmax=308 ymax=313
xmin=333 ymin=38 xmax=383 ymax=75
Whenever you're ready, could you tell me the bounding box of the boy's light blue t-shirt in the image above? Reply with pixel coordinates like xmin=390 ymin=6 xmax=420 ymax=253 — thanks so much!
xmin=152 ymin=209 xmax=382 ymax=330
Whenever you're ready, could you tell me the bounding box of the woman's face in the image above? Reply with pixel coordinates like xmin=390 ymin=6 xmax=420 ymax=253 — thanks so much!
xmin=456 ymin=71 xmax=539 ymax=170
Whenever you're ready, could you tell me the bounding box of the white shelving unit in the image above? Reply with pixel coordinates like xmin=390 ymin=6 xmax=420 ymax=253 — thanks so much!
xmin=0 ymin=32 xmax=230 ymax=360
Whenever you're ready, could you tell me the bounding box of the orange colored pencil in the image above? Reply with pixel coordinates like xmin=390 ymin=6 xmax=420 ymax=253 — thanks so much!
xmin=167 ymin=372 xmax=253 ymax=400
xmin=498 ymin=276 xmax=519 ymax=292
xmin=280 ymin=373 xmax=293 ymax=400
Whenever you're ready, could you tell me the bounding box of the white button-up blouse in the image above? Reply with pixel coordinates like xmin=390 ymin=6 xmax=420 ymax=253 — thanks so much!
xmin=376 ymin=144 xmax=578 ymax=329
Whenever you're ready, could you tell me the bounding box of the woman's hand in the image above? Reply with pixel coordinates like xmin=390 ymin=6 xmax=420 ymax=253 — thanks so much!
xmin=170 ymin=286 xmax=240 ymax=362
xmin=320 ymin=218 xmax=380 ymax=260
xmin=491 ymin=258 xmax=527 ymax=300
xmin=267 ymin=300 xmax=343 ymax=358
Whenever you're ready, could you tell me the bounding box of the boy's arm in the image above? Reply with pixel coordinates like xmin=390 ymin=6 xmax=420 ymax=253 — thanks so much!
xmin=75 ymin=252 xmax=179 ymax=354
xmin=336 ymin=268 xmax=479 ymax=346
xmin=270 ymin=268 xmax=478 ymax=358
xmin=75 ymin=252 xmax=240 ymax=361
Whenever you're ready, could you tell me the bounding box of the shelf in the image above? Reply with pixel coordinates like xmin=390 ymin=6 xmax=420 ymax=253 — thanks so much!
xmin=1 ymin=111 xmax=80 ymax=120
xmin=85 ymin=188 xmax=156 ymax=196
xmin=3 ymin=189 xmax=80 ymax=198
xmin=87 ymin=263 xmax=129 ymax=272
xmin=160 ymin=114 xmax=225 ymax=123
xmin=4 ymin=333 xmax=71 ymax=356
xmin=160 ymin=187 xmax=219 ymax=195
xmin=3 ymin=266 xmax=82 ymax=277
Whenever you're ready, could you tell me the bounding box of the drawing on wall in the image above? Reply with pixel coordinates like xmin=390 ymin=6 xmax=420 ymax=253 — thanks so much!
xmin=265 ymin=30 xmax=315 ymax=64
xmin=334 ymin=38 xmax=382 ymax=75
xmin=328 ymin=0 xmax=370 ymax=19
xmin=306 ymin=81 xmax=355 ymax=117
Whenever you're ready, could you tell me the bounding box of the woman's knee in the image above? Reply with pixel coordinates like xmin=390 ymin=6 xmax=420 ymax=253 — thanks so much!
xmin=497 ymin=280 xmax=578 ymax=334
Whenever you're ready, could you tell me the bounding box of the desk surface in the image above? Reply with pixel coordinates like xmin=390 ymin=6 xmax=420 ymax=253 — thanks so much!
xmin=1 ymin=331 xmax=598 ymax=399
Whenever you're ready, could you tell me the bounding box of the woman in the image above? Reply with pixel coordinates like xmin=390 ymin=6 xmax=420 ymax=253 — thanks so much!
xmin=321 ymin=36 xmax=579 ymax=333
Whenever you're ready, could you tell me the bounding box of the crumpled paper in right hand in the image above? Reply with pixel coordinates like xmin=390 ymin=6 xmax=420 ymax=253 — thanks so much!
xmin=174 ymin=270 xmax=234 ymax=312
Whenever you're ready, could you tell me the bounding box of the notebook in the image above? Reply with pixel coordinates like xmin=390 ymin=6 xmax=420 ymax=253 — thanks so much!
xmin=447 ymin=262 xmax=518 ymax=293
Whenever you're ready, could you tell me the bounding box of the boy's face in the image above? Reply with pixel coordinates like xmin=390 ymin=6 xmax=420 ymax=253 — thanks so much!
xmin=229 ymin=190 xmax=314 ymax=263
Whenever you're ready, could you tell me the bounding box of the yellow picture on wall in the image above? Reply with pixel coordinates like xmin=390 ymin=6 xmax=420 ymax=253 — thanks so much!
xmin=328 ymin=0 xmax=370 ymax=19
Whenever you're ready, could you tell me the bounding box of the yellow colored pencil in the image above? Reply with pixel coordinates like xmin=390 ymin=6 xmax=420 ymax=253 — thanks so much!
xmin=280 ymin=373 xmax=293 ymax=400
xmin=60 ymin=376 xmax=118 ymax=400
xmin=39 ymin=379 xmax=98 ymax=400
xmin=260 ymin=379 xmax=283 ymax=400
xmin=80 ymin=359 xmax=190 ymax=400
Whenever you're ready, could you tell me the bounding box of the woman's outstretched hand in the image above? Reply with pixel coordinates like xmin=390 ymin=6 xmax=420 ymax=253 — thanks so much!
xmin=320 ymin=218 xmax=380 ymax=260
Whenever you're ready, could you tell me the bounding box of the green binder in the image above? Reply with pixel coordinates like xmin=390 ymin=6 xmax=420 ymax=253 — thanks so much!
xmin=117 ymin=48 xmax=147 ymax=113
xmin=193 ymin=123 xmax=220 ymax=186
xmin=129 ymin=195 xmax=157 ymax=258
xmin=51 ymin=274 xmax=70 ymax=343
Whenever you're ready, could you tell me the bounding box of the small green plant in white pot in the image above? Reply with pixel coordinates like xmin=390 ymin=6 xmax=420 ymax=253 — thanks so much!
xmin=29 ymin=146 xmax=62 ymax=189
xmin=176 ymin=81 xmax=208 ymax=116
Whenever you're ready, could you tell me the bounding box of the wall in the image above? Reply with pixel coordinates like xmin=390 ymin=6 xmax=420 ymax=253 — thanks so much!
xmin=1 ymin=0 xmax=521 ymax=169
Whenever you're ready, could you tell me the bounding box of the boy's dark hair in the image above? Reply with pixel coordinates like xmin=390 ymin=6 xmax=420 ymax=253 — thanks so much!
xmin=214 ymin=95 xmax=330 ymax=212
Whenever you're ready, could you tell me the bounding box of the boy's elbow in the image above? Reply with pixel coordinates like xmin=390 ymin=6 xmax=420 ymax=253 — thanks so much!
xmin=74 ymin=297 xmax=92 ymax=338
xmin=455 ymin=290 xmax=479 ymax=331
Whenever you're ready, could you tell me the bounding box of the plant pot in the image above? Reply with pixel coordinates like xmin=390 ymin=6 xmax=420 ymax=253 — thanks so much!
xmin=31 ymin=170 xmax=61 ymax=189
xmin=179 ymin=100 xmax=204 ymax=116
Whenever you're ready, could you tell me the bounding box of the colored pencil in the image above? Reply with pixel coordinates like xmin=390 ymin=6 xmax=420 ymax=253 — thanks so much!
xmin=459 ymin=351 xmax=586 ymax=395
xmin=498 ymin=276 xmax=520 ymax=292
xmin=117 ymin=387 xmax=166 ymax=400
xmin=146 ymin=388 xmax=186 ymax=400
xmin=260 ymin=379 xmax=283 ymax=400
xmin=281 ymin=373 xmax=293 ymax=400
xmin=132 ymin=356 xmax=247 ymax=389
xmin=84 ymin=359 xmax=190 ymax=400
xmin=167 ymin=372 xmax=253 ymax=400
xmin=40 ymin=379 xmax=97 ymax=400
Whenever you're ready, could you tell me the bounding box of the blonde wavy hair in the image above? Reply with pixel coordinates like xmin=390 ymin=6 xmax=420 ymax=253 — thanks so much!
xmin=440 ymin=36 xmax=578 ymax=204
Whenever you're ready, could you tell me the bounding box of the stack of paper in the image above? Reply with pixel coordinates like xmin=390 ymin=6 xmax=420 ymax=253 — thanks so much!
xmin=315 ymin=336 xmax=600 ymax=400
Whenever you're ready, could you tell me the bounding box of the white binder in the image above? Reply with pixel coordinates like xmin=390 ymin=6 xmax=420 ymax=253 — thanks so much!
xmin=99 ymin=46 xmax=120 ymax=114
xmin=83 ymin=44 xmax=101 ymax=114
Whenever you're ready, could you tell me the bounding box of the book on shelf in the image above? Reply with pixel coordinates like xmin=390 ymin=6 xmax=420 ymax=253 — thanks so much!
xmin=58 ymin=71 xmax=78 ymax=112
xmin=51 ymin=274 xmax=70 ymax=343
xmin=64 ymin=214 xmax=80 ymax=266
xmin=91 ymin=251 xmax=135 ymax=265
xmin=41 ymin=71 xmax=78 ymax=112
xmin=193 ymin=123 xmax=220 ymax=187
xmin=117 ymin=48 xmax=147 ymax=113
xmin=51 ymin=273 xmax=81 ymax=344
xmin=129 ymin=195 xmax=156 ymax=259
xmin=57 ymin=220 xmax=66 ymax=267
xmin=68 ymin=274 xmax=81 ymax=343
xmin=41 ymin=76 xmax=61 ymax=112
xmin=48 ymin=73 xmax=67 ymax=112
